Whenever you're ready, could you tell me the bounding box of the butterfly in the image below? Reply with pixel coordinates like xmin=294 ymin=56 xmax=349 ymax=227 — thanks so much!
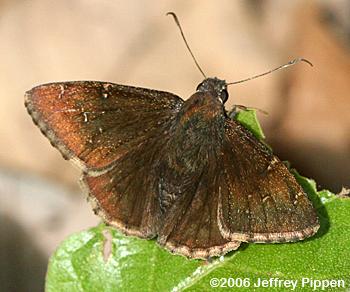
xmin=24 ymin=12 xmax=319 ymax=259
xmin=25 ymin=76 xmax=319 ymax=259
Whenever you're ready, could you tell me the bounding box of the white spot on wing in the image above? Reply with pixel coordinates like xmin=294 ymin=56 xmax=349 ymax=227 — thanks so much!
xmin=58 ymin=84 xmax=65 ymax=99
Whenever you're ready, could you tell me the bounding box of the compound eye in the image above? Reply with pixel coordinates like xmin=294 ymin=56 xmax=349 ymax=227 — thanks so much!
xmin=196 ymin=82 xmax=203 ymax=91
xmin=220 ymin=89 xmax=229 ymax=103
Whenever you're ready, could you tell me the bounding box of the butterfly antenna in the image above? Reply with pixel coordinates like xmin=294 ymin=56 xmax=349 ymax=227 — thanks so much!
xmin=167 ymin=12 xmax=207 ymax=79
xmin=226 ymin=58 xmax=313 ymax=85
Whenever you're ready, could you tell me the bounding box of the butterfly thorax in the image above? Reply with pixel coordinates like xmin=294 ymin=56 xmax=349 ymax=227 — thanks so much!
xmin=158 ymin=90 xmax=226 ymax=213
xmin=171 ymin=90 xmax=226 ymax=168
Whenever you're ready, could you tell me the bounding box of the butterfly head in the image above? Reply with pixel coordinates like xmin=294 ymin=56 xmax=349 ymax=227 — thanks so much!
xmin=196 ymin=77 xmax=228 ymax=104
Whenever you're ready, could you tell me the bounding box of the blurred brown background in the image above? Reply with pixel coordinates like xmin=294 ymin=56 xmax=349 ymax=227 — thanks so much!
xmin=0 ymin=0 xmax=349 ymax=291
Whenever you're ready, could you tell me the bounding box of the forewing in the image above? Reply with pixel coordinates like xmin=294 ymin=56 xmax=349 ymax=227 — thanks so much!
xmin=158 ymin=151 xmax=241 ymax=259
xmin=25 ymin=81 xmax=183 ymax=173
xmin=218 ymin=119 xmax=320 ymax=242
xmin=25 ymin=81 xmax=183 ymax=238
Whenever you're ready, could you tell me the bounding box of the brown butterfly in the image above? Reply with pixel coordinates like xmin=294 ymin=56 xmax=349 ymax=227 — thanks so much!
xmin=24 ymin=13 xmax=319 ymax=259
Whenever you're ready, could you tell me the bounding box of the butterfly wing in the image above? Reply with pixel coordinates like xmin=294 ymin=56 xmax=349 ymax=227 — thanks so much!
xmin=25 ymin=81 xmax=183 ymax=238
xmin=25 ymin=81 xmax=183 ymax=173
xmin=157 ymin=155 xmax=241 ymax=259
xmin=155 ymin=92 xmax=242 ymax=258
xmin=218 ymin=118 xmax=320 ymax=242
xmin=157 ymin=103 xmax=318 ymax=258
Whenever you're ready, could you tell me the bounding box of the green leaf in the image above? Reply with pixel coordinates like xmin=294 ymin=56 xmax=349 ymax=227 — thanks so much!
xmin=293 ymin=170 xmax=336 ymax=205
xmin=235 ymin=109 xmax=265 ymax=140
xmin=45 ymin=224 xmax=202 ymax=292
